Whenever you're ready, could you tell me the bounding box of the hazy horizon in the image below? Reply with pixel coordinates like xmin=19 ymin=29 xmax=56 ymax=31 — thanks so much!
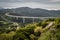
xmin=2 ymin=7 xmax=60 ymax=10
xmin=0 ymin=0 xmax=60 ymax=10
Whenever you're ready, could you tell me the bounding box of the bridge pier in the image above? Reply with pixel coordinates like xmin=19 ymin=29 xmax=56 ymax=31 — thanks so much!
xmin=16 ymin=17 xmax=18 ymax=20
xmin=32 ymin=17 xmax=34 ymax=24
xmin=23 ymin=17 xmax=25 ymax=23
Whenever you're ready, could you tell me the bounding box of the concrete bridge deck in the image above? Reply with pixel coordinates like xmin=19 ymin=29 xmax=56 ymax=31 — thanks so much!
xmin=5 ymin=13 xmax=60 ymax=23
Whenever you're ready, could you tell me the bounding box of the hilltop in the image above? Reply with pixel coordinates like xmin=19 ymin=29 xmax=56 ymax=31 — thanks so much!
xmin=0 ymin=7 xmax=60 ymax=17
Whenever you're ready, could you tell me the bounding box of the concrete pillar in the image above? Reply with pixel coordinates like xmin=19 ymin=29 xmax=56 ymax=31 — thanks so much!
xmin=23 ymin=17 xmax=25 ymax=23
xmin=32 ymin=17 xmax=34 ymax=24
xmin=16 ymin=17 xmax=18 ymax=20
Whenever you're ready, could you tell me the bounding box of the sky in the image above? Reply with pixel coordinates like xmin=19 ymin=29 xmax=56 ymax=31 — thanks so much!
xmin=0 ymin=0 xmax=60 ymax=10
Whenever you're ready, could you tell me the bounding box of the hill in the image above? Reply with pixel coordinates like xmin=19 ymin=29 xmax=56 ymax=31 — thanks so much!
xmin=0 ymin=7 xmax=60 ymax=17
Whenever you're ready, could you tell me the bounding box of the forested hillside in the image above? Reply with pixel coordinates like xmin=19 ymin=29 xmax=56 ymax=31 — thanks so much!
xmin=0 ymin=18 xmax=60 ymax=40
xmin=0 ymin=7 xmax=60 ymax=17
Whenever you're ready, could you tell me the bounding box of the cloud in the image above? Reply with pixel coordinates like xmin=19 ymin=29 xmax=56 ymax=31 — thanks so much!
xmin=51 ymin=0 xmax=60 ymax=2
xmin=0 ymin=0 xmax=60 ymax=2
xmin=0 ymin=0 xmax=22 ymax=2
xmin=0 ymin=0 xmax=60 ymax=10
xmin=0 ymin=0 xmax=60 ymax=4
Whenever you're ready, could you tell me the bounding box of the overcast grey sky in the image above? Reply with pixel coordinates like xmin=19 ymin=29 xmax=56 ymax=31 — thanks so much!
xmin=0 ymin=0 xmax=60 ymax=10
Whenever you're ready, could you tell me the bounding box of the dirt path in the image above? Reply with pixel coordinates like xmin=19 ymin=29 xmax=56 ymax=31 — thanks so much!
xmin=43 ymin=22 xmax=54 ymax=30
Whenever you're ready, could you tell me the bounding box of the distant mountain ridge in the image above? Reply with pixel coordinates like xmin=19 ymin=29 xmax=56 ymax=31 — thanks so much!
xmin=0 ymin=7 xmax=60 ymax=17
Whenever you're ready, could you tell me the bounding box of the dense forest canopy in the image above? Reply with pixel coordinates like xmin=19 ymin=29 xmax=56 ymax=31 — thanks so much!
xmin=0 ymin=18 xmax=60 ymax=40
